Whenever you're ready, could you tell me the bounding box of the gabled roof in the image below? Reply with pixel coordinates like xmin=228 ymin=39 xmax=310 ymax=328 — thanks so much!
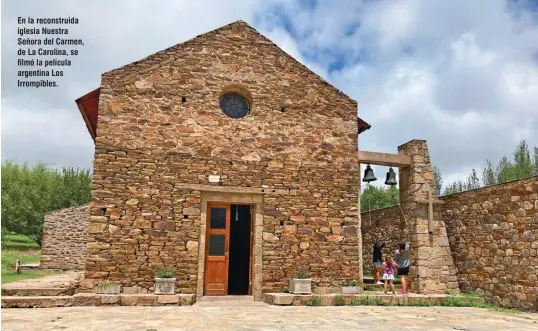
xmin=358 ymin=117 xmax=371 ymax=135
xmin=75 ymin=88 xmax=100 ymax=141
xmin=75 ymin=20 xmax=372 ymax=140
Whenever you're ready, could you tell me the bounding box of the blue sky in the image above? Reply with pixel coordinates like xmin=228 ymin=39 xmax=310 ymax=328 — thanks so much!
xmin=2 ymin=0 xmax=538 ymax=191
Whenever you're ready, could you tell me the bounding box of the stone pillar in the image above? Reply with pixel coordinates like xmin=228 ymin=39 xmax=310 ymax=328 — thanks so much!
xmin=398 ymin=140 xmax=459 ymax=294
xmin=357 ymin=179 xmax=363 ymax=283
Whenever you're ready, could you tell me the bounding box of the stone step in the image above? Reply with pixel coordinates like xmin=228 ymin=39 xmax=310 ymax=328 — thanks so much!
xmin=1 ymin=293 xmax=196 ymax=308
xmin=193 ymin=301 xmax=267 ymax=307
xmin=1 ymin=287 xmax=77 ymax=297
xmin=194 ymin=295 xmax=264 ymax=307
xmin=262 ymin=293 xmax=485 ymax=306
xmin=1 ymin=296 xmax=74 ymax=308
xmin=198 ymin=295 xmax=254 ymax=302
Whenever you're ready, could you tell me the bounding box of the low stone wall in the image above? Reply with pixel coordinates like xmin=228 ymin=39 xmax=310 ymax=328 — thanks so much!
xmin=40 ymin=205 xmax=90 ymax=270
xmin=442 ymin=176 xmax=538 ymax=311
xmin=360 ymin=205 xmax=402 ymax=275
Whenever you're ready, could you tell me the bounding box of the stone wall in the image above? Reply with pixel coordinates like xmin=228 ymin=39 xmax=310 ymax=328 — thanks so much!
xmin=40 ymin=205 xmax=90 ymax=270
xmin=442 ymin=176 xmax=538 ymax=311
xmin=360 ymin=176 xmax=538 ymax=310
xmin=85 ymin=21 xmax=360 ymax=294
xmin=360 ymin=205 xmax=402 ymax=275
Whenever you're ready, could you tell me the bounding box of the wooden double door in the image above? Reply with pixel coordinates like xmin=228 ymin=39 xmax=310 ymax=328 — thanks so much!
xmin=204 ymin=202 xmax=252 ymax=296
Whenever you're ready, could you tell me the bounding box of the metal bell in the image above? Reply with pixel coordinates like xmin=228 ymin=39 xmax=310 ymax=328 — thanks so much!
xmin=385 ymin=167 xmax=397 ymax=186
xmin=362 ymin=165 xmax=377 ymax=182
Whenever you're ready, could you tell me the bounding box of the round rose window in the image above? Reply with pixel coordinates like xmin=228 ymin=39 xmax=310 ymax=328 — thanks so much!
xmin=219 ymin=93 xmax=250 ymax=118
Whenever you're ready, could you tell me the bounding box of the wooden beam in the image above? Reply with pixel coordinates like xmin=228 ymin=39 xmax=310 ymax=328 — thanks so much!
xmin=358 ymin=151 xmax=411 ymax=167
xmin=175 ymin=183 xmax=296 ymax=196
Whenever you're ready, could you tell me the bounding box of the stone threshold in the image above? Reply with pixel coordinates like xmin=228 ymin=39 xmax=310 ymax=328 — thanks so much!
xmin=262 ymin=293 xmax=484 ymax=306
xmin=1 ymin=293 xmax=195 ymax=308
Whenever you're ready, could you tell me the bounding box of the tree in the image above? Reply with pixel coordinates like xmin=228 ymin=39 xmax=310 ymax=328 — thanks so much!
xmin=443 ymin=180 xmax=465 ymax=196
xmin=1 ymin=161 xmax=92 ymax=246
xmin=534 ymin=147 xmax=538 ymax=176
xmin=360 ymin=185 xmax=399 ymax=212
xmin=465 ymin=168 xmax=481 ymax=190
xmin=532 ymin=147 xmax=538 ymax=176
xmin=482 ymin=160 xmax=496 ymax=186
xmin=433 ymin=166 xmax=443 ymax=196
xmin=496 ymin=156 xmax=514 ymax=184
xmin=512 ymin=140 xmax=533 ymax=179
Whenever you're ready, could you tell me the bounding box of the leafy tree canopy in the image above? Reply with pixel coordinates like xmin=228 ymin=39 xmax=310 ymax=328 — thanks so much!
xmin=1 ymin=161 xmax=92 ymax=246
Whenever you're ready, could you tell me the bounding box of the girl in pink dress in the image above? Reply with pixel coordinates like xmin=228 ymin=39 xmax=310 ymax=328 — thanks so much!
xmin=382 ymin=256 xmax=398 ymax=294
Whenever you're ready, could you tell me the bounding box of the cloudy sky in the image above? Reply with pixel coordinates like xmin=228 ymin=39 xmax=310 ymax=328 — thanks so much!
xmin=2 ymin=0 xmax=538 ymax=191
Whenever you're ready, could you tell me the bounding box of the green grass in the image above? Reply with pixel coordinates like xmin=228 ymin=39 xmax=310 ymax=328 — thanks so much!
xmin=1 ymin=234 xmax=55 ymax=284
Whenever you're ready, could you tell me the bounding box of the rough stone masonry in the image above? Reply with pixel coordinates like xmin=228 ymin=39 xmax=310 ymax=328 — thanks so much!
xmin=361 ymin=175 xmax=538 ymax=311
xmin=40 ymin=205 xmax=89 ymax=270
xmin=83 ymin=20 xmax=361 ymax=295
xmin=442 ymin=176 xmax=538 ymax=311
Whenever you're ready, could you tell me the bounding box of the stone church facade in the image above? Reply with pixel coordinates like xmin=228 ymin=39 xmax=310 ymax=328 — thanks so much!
xmin=75 ymin=20 xmax=370 ymax=300
xmin=43 ymin=20 xmax=536 ymax=310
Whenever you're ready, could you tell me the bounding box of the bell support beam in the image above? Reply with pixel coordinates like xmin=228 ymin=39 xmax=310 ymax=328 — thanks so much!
xmin=358 ymin=151 xmax=411 ymax=167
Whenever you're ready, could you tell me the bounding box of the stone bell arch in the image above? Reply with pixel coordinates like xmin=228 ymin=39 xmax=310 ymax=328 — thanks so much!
xmin=358 ymin=139 xmax=459 ymax=294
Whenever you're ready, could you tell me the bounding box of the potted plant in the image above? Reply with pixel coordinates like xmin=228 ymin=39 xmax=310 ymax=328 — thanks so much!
xmin=154 ymin=266 xmax=176 ymax=295
xmin=341 ymin=279 xmax=363 ymax=295
xmin=289 ymin=267 xmax=312 ymax=294
xmin=94 ymin=281 xmax=121 ymax=294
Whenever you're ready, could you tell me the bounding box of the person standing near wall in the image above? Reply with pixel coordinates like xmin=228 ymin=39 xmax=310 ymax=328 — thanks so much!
xmin=395 ymin=242 xmax=410 ymax=295
xmin=372 ymin=242 xmax=385 ymax=285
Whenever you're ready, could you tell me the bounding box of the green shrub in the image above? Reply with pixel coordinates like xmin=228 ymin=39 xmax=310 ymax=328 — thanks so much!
xmin=350 ymin=296 xmax=388 ymax=306
xmin=282 ymin=285 xmax=289 ymax=293
xmin=333 ymin=295 xmax=345 ymax=306
xmin=155 ymin=266 xmax=175 ymax=278
xmin=341 ymin=279 xmax=362 ymax=287
xmin=294 ymin=271 xmax=309 ymax=279
xmin=307 ymin=296 xmax=321 ymax=306
xmin=351 ymin=296 xmax=371 ymax=306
